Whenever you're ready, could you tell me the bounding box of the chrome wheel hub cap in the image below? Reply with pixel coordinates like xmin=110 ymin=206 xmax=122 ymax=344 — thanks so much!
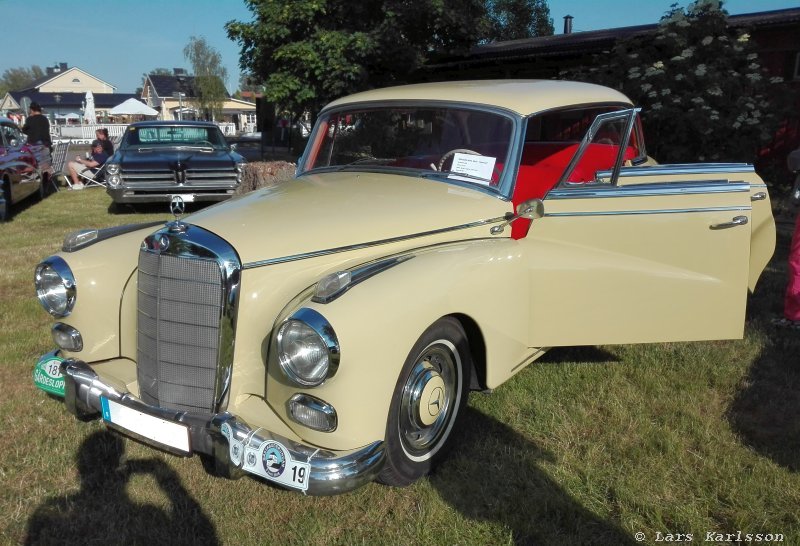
xmin=399 ymin=340 xmax=459 ymax=460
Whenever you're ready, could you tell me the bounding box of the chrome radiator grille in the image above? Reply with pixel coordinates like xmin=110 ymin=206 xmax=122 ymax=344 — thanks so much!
xmin=137 ymin=250 xmax=224 ymax=413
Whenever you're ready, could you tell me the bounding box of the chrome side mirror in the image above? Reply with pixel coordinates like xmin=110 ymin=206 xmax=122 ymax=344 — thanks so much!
xmin=490 ymin=198 xmax=544 ymax=234
xmin=230 ymin=143 xmax=238 ymax=151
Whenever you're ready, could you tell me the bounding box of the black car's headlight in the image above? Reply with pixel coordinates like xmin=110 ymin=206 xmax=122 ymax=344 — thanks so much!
xmin=34 ymin=256 xmax=76 ymax=317
xmin=105 ymin=162 xmax=121 ymax=187
xmin=276 ymin=308 xmax=339 ymax=387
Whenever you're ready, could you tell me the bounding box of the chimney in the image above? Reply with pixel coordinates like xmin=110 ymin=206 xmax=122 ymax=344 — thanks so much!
xmin=563 ymin=15 xmax=573 ymax=34
xmin=59 ymin=62 xmax=67 ymax=71
xmin=173 ymin=68 xmax=187 ymax=76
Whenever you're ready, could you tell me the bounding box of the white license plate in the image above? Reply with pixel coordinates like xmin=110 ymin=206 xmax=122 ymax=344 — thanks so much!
xmin=101 ymin=397 xmax=190 ymax=454
xmin=171 ymin=193 xmax=195 ymax=203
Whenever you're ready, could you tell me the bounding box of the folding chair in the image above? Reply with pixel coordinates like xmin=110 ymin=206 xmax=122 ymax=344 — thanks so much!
xmin=50 ymin=142 xmax=72 ymax=191
xmin=74 ymin=162 xmax=108 ymax=189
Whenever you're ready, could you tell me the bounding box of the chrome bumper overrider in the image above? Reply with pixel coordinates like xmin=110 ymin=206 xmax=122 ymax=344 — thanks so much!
xmin=60 ymin=358 xmax=385 ymax=495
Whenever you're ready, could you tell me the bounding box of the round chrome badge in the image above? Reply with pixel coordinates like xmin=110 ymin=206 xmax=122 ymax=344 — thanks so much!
xmin=157 ymin=235 xmax=170 ymax=252
xmin=170 ymin=195 xmax=186 ymax=217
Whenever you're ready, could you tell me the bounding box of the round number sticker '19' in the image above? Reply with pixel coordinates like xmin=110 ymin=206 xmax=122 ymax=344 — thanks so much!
xmin=33 ymin=354 xmax=65 ymax=397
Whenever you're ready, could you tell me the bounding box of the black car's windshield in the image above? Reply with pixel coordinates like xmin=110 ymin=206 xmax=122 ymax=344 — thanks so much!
xmin=121 ymin=125 xmax=228 ymax=150
xmin=302 ymin=106 xmax=514 ymax=187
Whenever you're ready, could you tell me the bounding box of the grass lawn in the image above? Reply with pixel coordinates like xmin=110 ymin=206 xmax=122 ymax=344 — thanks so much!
xmin=1 ymin=188 xmax=798 ymax=545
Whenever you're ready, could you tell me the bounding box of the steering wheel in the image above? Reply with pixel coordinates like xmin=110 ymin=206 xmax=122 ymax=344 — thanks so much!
xmin=194 ymin=140 xmax=214 ymax=147
xmin=436 ymin=148 xmax=482 ymax=171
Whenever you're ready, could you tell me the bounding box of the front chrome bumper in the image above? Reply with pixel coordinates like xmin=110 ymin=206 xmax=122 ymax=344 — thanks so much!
xmin=60 ymin=358 xmax=385 ymax=495
xmin=107 ymin=186 xmax=236 ymax=204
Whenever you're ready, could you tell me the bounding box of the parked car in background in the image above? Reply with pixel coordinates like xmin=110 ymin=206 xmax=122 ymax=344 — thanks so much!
xmin=104 ymin=121 xmax=246 ymax=206
xmin=34 ymin=80 xmax=774 ymax=496
xmin=0 ymin=117 xmax=52 ymax=221
xmin=226 ymin=133 xmax=264 ymax=162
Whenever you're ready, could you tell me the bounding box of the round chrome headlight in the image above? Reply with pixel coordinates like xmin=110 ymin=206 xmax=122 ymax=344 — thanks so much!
xmin=276 ymin=308 xmax=339 ymax=387
xmin=34 ymin=256 xmax=76 ymax=317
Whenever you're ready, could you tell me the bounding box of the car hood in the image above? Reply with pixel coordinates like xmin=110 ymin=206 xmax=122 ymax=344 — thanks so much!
xmin=117 ymin=147 xmax=241 ymax=170
xmin=186 ymin=172 xmax=511 ymax=265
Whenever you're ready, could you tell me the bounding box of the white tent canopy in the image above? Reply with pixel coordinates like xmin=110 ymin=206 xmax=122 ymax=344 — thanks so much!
xmin=109 ymin=98 xmax=159 ymax=116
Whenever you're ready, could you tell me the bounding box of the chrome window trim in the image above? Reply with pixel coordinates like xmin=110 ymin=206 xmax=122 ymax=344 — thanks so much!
xmin=615 ymin=163 xmax=755 ymax=177
xmin=140 ymin=224 xmax=241 ymax=412
xmin=547 ymin=181 xmax=751 ymax=200
xmin=544 ymin=205 xmax=751 ymax=218
xmin=242 ymin=217 xmax=507 ymax=270
xmin=556 ymin=108 xmax=640 ymax=187
xmin=299 ymin=99 xmax=524 ymax=199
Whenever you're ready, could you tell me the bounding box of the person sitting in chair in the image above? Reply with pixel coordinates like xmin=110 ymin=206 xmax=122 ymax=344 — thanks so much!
xmin=95 ymin=128 xmax=114 ymax=157
xmin=67 ymin=140 xmax=108 ymax=189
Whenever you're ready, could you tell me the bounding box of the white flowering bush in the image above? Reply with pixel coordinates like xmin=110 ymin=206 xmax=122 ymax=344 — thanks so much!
xmin=562 ymin=0 xmax=792 ymax=180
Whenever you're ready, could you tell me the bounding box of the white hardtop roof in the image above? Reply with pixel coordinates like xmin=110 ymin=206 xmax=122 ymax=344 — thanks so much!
xmin=325 ymin=80 xmax=633 ymax=116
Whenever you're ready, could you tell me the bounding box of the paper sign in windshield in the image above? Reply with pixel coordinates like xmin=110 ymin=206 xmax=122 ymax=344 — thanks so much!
xmin=447 ymin=153 xmax=496 ymax=185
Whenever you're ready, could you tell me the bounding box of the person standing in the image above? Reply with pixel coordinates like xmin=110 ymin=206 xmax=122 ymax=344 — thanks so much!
xmin=774 ymin=148 xmax=800 ymax=329
xmin=21 ymin=102 xmax=52 ymax=149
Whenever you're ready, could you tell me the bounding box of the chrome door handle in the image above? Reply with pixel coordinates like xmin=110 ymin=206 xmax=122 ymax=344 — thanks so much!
xmin=710 ymin=215 xmax=748 ymax=230
xmin=751 ymin=192 xmax=767 ymax=201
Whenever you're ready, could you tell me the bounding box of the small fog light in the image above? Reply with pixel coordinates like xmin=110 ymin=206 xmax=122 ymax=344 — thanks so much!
xmin=288 ymin=394 xmax=337 ymax=432
xmin=52 ymin=323 xmax=83 ymax=351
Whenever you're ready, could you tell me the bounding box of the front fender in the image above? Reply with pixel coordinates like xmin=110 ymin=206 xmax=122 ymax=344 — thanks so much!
xmin=265 ymin=239 xmax=534 ymax=451
xmin=47 ymin=225 xmax=162 ymax=362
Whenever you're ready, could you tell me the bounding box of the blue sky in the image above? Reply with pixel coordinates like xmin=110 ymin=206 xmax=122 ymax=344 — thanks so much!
xmin=1 ymin=0 xmax=796 ymax=94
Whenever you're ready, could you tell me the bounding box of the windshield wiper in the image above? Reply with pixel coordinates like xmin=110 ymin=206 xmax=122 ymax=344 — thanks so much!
xmin=334 ymin=157 xmax=394 ymax=171
xmin=419 ymin=170 xmax=492 ymax=184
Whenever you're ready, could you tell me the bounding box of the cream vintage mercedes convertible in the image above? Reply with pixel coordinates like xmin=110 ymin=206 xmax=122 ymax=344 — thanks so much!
xmin=33 ymin=80 xmax=775 ymax=495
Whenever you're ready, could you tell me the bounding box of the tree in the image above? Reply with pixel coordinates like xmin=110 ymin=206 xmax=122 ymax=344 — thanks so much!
xmin=0 ymin=65 xmax=45 ymax=96
xmin=486 ymin=0 xmax=554 ymax=41
xmin=225 ymin=0 xmax=495 ymax=118
xmin=183 ymin=36 xmax=229 ymax=121
xmin=562 ymin=0 xmax=791 ymax=173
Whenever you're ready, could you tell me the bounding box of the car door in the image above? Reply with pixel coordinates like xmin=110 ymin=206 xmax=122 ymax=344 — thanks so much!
xmin=521 ymin=110 xmax=766 ymax=347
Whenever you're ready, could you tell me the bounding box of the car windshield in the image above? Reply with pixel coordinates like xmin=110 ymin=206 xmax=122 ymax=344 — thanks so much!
xmin=121 ymin=125 xmax=227 ymax=150
xmin=302 ymin=106 xmax=515 ymax=187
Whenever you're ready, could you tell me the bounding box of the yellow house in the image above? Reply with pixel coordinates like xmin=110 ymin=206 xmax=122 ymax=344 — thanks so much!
xmin=32 ymin=63 xmax=115 ymax=94
xmin=1 ymin=63 xmax=135 ymax=121
xmin=141 ymin=70 xmax=256 ymax=131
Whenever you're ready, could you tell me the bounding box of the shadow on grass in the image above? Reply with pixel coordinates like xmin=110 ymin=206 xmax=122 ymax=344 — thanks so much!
xmin=25 ymin=431 xmax=219 ymax=546
xmin=729 ymin=223 xmax=800 ymax=472
xmin=431 ymin=407 xmax=636 ymax=545
xmin=535 ymin=345 xmax=620 ymax=366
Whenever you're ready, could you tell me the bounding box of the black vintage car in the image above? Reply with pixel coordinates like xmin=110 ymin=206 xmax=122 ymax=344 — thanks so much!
xmin=105 ymin=121 xmax=246 ymax=205
xmin=0 ymin=117 xmax=53 ymax=221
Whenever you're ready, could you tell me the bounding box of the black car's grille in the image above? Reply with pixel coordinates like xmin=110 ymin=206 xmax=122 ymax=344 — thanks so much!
xmin=137 ymin=251 xmax=224 ymax=413
xmin=123 ymin=168 xmax=239 ymax=187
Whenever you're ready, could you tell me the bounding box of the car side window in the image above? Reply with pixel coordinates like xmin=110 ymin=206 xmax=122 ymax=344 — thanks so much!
xmin=558 ymin=109 xmax=640 ymax=187
xmin=0 ymin=124 xmax=16 ymax=147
